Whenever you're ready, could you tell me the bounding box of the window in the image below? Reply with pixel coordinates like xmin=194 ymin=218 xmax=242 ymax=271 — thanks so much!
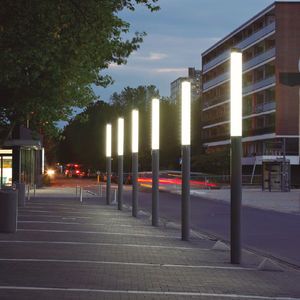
xmin=265 ymin=62 xmax=275 ymax=78
xmin=254 ymin=18 xmax=264 ymax=32
xmin=254 ymin=68 xmax=264 ymax=82
xmin=254 ymin=43 xmax=264 ymax=56
xmin=265 ymin=38 xmax=275 ymax=50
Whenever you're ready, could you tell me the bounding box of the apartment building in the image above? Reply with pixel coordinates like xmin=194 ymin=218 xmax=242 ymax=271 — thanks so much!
xmin=170 ymin=68 xmax=202 ymax=103
xmin=201 ymin=1 xmax=300 ymax=170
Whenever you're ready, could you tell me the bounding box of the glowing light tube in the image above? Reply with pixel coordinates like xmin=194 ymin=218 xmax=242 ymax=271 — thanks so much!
xmin=152 ymin=98 xmax=160 ymax=150
xmin=106 ymin=124 xmax=111 ymax=157
xmin=181 ymin=81 xmax=191 ymax=145
xmin=132 ymin=110 xmax=139 ymax=153
xmin=118 ymin=118 xmax=124 ymax=156
xmin=230 ymin=50 xmax=242 ymax=136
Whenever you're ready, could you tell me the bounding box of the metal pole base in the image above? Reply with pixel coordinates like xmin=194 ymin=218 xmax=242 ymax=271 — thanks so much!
xmin=181 ymin=145 xmax=190 ymax=241
xmin=106 ymin=157 xmax=111 ymax=205
xmin=152 ymin=150 xmax=159 ymax=226
xmin=118 ymin=155 xmax=123 ymax=210
xmin=231 ymin=136 xmax=242 ymax=264
xmin=132 ymin=152 xmax=138 ymax=217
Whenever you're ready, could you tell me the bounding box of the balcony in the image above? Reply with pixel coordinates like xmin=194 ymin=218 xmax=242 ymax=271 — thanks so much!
xmin=243 ymin=125 xmax=275 ymax=137
xmin=203 ymin=50 xmax=231 ymax=73
xmin=202 ymin=133 xmax=230 ymax=143
xmin=203 ymin=48 xmax=275 ymax=93
xmin=202 ymin=115 xmax=229 ymax=127
xmin=203 ymin=72 xmax=229 ymax=91
xmin=202 ymin=96 xmax=229 ymax=109
xmin=203 ymin=22 xmax=275 ymax=72
xmin=237 ymin=22 xmax=275 ymax=50
xmin=243 ymin=47 xmax=275 ymax=72
xmin=253 ymin=101 xmax=276 ymax=114
xmin=243 ymin=75 xmax=275 ymax=95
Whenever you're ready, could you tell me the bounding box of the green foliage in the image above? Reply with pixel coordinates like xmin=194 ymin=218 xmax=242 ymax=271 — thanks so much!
xmin=0 ymin=0 xmax=159 ymax=146
xmin=57 ymin=85 xmax=182 ymax=172
xmin=57 ymin=100 xmax=116 ymax=170
xmin=191 ymin=146 xmax=230 ymax=175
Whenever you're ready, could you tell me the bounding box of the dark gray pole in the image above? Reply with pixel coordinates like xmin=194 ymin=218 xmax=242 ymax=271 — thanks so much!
xmin=231 ymin=136 xmax=242 ymax=264
xmin=181 ymin=145 xmax=190 ymax=241
xmin=106 ymin=157 xmax=111 ymax=205
xmin=152 ymin=149 xmax=159 ymax=226
xmin=118 ymin=155 xmax=123 ymax=210
xmin=132 ymin=152 xmax=138 ymax=217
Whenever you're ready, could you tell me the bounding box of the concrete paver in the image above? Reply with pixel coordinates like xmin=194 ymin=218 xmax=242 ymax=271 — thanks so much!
xmin=0 ymin=189 xmax=300 ymax=299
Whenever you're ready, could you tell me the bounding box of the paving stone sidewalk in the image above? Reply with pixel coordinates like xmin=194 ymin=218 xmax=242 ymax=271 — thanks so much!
xmin=0 ymin=192 xmax=300 ymax=299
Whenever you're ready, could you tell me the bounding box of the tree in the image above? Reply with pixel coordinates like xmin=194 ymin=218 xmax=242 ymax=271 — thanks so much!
xmin=57 ymin=100 xmax=117 ymax=170
xmin=0 ymin=0 xmax=159 ymax=147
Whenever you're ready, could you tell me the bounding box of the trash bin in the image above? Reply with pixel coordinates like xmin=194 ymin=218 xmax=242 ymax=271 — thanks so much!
xmin=0 ymin=189 xmax=18 ymax=233
xmin=16 ymin=182 xmax=26 ymax=207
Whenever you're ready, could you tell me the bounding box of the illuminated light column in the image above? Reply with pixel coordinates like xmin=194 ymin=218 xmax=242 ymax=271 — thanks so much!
xmin=118 ymin=118 xmax=124 ymax=210
xmin=132 ymin=109 xmax=139 ymax=217
xmin=230 ymin=48 xmax=242 ymax=264
xmin=152 ymin=98 xmax=160 ymax=226
xmin=41 ymin=148 xmax=45 ymax=175
xmin=106 ymin=124 xmax=112 ymax=205
xmin=181 ymin=81 xmax=191 ymax=241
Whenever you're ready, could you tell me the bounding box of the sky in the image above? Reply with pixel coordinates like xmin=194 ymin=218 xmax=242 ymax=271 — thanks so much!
xmin=93 ymin=0 xmax=287 ymax=102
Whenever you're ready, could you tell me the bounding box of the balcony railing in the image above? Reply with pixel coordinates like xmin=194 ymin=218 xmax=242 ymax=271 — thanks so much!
xmin=203 ymin=50 xmax=231 ymax=73
xmin=202 ymin=115 xmax=229 ymax=127
xmin=202 ymin=96 xmax=229 ymax=109
xmin=243 ymin=125 xmax=275 ymax=137
xmin=203 ymin=48 xmax=275 ymax=92
xmin=253 ymin=101 xmax=276 ymax=114
xmin=243 ymin=75 xmax=275 ymax=94
xmin=203 ymin=72 xmax=229 ymax=90
xmin=203 ymin=22 xmax=275 ymax=72
xmin=243 ymin=47 xmax=275 ymax=72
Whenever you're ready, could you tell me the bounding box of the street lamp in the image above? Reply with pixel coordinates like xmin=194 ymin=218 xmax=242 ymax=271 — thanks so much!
xmin=118 ymin=118 xmax=124 ymax=210
xmin=132 ymin=109 xmax=139 ymax=217
xmin=230 ymin=48 xmax=242 ymax=264
xmin=152 ymin=98 xmax=159 ymax=226
xmin=181 ymin=81 xmax=191 ymax=241
xmin=106 ymin=123 xmax=112 ymax=205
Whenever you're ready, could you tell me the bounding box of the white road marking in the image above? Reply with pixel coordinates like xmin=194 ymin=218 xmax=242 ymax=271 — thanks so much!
xmin=18 ymin=228 xmax=177 ymax=239
xmin=0 ymin=286 xmax=298 ymax=299
xmin=0 ymin=240 xmax=205 ymax=251
xmin=18 ymin=215 xmax=92 ymax=219
xmin=18 ymin=221 xmax=148 ymax=228
xmin=0 ymin=258 xmax=256 ymax=271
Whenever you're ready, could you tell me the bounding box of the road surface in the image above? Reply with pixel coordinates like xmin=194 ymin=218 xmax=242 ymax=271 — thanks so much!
xmin=49 ymin=175 xmax=300 ymax=268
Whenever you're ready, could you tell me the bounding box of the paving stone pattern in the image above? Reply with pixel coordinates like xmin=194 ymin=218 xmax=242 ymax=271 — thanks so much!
xmin=0 ymin=195 xmax=300 ymax=299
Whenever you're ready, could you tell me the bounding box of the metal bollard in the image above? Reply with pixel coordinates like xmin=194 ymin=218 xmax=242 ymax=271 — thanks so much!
xmin=114 ymin=189 xmax=117 ymax=203
xmin=80 ymin=187 xmax=83 ymax=203
xmin=75 ymin=185 xmax=78 ymax=196
xmin=27 ymin=185 xmax=30 ymax=201
xmin=34 ymin=184 xmax=36 ymax=197
xmin=99 ymin=183 xmax=102 ymax=197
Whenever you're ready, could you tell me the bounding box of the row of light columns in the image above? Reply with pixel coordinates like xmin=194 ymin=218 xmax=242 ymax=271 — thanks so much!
xmin=105 ymin=48 xmax=242 ymax=264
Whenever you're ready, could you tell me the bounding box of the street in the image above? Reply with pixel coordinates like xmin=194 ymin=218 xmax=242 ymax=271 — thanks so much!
xmin=50 ymin=175 xmax=300 ymax=268
xmin=122 ymin=189 xmax=300 ymax=268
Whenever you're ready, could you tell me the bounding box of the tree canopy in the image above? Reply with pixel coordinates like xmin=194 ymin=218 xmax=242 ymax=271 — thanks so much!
xmin=0 ymin=0 xmax=159 ymax=146
xmin=57 ymin=85 xmax=182 ymax=172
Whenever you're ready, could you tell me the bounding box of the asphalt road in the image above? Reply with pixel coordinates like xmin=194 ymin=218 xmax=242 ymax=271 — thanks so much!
xmin=121 ymin=189 xmax=300 ymax=268
xmin=49 ymin=176 xmax=300 ymax=268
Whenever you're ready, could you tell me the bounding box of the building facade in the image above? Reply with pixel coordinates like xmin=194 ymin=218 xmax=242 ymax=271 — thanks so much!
xmin=201 ymin=2 xmax=300 ymax=171
xmin=170 ymin=68 xmax=202 ymax=103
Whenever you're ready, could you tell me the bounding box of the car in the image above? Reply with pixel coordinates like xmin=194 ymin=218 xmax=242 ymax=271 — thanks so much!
xmin=64 ymin=164 xmax=86 ymax=177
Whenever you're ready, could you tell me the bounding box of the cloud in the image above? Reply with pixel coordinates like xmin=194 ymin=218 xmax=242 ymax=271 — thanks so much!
xmin=145 ymin=52 xmax=167 ymax=60
xmin=155 ymin=68 xmax=186 ymax=73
